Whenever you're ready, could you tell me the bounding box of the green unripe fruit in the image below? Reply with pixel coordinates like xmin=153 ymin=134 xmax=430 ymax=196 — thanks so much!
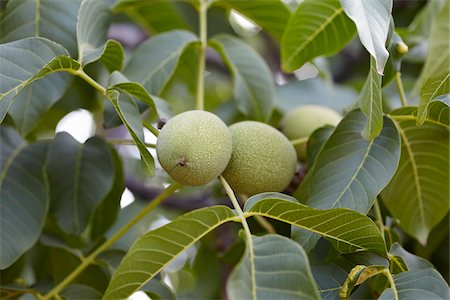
xmin=222 ymin=121 xmax=297 ymax=196
xmin=156 ymin=110 xmax=232 ymax=186
xmin=281 ymin=105 xmax=342 ymax=161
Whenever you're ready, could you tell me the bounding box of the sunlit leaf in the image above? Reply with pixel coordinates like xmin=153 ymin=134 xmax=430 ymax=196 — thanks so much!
xmin=244 ymin=193 xmax=387 ymax=256
xmin=417 ymin=70 xmax=450 ymax=125
xmin=281 ymin=0 xmax=356 ymax=72
xmin=382 ymin=101 xmax=449 ymax=244
xmin=104 ymin=206 xmax=236 ymax=299
xmin=340 ymin=0 xmax=393 ymax=74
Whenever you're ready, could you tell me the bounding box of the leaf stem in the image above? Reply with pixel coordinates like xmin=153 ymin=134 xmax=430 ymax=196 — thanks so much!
xmin=290 ymin=137 xmax=308 ymax=146
xmin=394 ymin=72 xmax=407 ymax=107
xmin=143 ymin=120 xmax=160 ymax=137
xmin=108 ymin=139 xmax=156 ymax=148
xmin=41 ymin=183 xmax=181 ymax=300
xmin=373 ymin=198 xmax=384 ymax=237
xmin=72 ymin=69 xmax=107 ymax=96
xmin=220 ymin=176 xmax=256 ymax=299
xmin=382 ymin=269 xmax=399 ymax=300
xmin=195 ymin=0 xmax=208 ymax=110
xmin=239 ymin=194 xmax=275 ymax=234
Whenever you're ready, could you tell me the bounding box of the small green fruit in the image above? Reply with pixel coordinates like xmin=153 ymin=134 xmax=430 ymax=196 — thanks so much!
xmin=156 ymin=110 xmax=232 ymax=186
xmin=222 ymin=121 xmax=297 ymax=196
xmin=281 ymin=105 xmax=342 ymax=160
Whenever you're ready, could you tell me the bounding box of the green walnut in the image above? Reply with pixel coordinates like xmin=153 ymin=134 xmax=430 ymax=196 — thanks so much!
xmin=222 ymin=121 xmax=297 ymax=196
xmin=156 ymin=110 xmax=232 ymax=186
xmin=281 ymin=105 xmax=342 ymax=161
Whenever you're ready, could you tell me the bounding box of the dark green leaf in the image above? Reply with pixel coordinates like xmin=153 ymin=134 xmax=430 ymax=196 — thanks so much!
xmin=210 ymin=34 xmax=274 ymax=121
xmin=212 ymin=0 xmax=291 ymax=39
xmin=383 ymin=101 xmax=449 ymax=244
xmin=227 ymin=234 xmax=320 ymax=300
xmin=107 ymin=72 xmax=156 ymax=176
xmin=104 ymin=206 xmax=236 ymax=299
xmin=306 ymin=126 xmax=334 ymax=168
xmin=295 ymin=110 xmax=400 ymax=213
xmin=359 ymin=57 xmax=383 ymax=140
xmin=77 ymin=0 xmax=123 ymax=70
xmin=0 ymin=127 xmax=49 ymax=269
xmin=340 ymin=0 xmax=392 ymax=74
xmin=47 ymin=133 xmax=115 ymax=234
xmin=123 ymin=30 xmax=197 ymax=95
xmin=0 ymin=0 xmax=82 ymax=56
xmin=61 ymin=284 xmax=102 ymax=300
xmin=0 ymin=38 xmax=73 ymax=123
xmin=389 ymin=243 xmax=433 ymax=272
xmin=90 ymin=146 xmax=125 ymax=239
xmin=281 ymin=0 xmax=356 ymax=72
xmin=244 ymin=193 xmax=387 ymax=256
xmin=142 ymin=280 xmax=175 ymax=300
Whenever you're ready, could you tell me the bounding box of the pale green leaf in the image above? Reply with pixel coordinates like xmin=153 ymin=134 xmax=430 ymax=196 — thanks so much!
xmin=212 ymin=0 xmax=291 ymax=39
xmin=359 ymin=57 xmax=383 ymax=140
xmin=123 ymin=30 xmax=197 ymax=96
xmin=244 ymin=193 xmax=387 ymax=256
xmin=415 ymin=1 xmax=450 ymax=94
xmin=47 ymin=133 xmax=115 ymax=234
xmin=77 ymin=0 xmax=123 ymax=71
xmin=0 ymin=38 xmax=74 ymax=123
xmin=340 ymin=0 xmax=392 ymax=74
xmin=107 ymin=72 xmax=156 ymax=176
xmin=379 ymin=269 xmax=449 ymax=300
xmin=103 ymin=206 xmax=236 ymax=299
xmin=210 ymin=34 xmax=274 ymax=121
xmin=295 ymin=110 xmax=400 ymax=213
xmin=417 ymin=70 xmax=450 ymax=125
xmin=227 ymin=234 xmax=320 ymax=300
xmin=0 ymin=0 xmax=82 ymax=56
xmin=0 ymin=127 xmax=49 ymax=269
xmin=382 ymin=101 xmax=449 ymax=244
xmin=113 ymin=0 xmax=189 ymax=34
xmin=281 ymin=0 xmax=356 ymax=72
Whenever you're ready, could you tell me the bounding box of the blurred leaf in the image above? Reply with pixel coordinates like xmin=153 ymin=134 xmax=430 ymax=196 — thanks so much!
xmin=47 ymin=133 xmax=115 ymax=234
xmin=0 ymin=0 xmax=82 ymax=56
xmin=77 ymin=0 xmax=123 ymax=71
xmin=359 ymin=57 xmax=383 ymax=140
xmin=379 ymin=268 xmax=449 ymax=300
xmin=210 ymin=34 xmax=274 ymax=121
xmin=276 ymin=78 xmax=357 ymax=114
xmin=113 ymin=0 xmax=189 ymax=34
xmin=123 ymin=30 xmax=197 ymax=95
xmin=415 ymin=1 xmax=450 ymax=94
xmin=0 ymin=127 xmax=49 ymax=269
xmin=104 ymin=206 xmax=236 ymax=299
xmin=61 ymin=284 xmax=102 ymax=300
xmin=143 ymin=280 xmax=175 ymax=300
xmin=340 ymin=0 xmax=392 ymax=74
xmin=107 ymin=72 xmax=156 ymax=176
xmin=227 ymin=234 xmax=320 ymax=300
xmin=295 ymin=110 xmax=400 ymax=213
xmin=389 ymin=243 xmax=433 ymax=272
xmin=90 ymin=146 xmax=125 ymax=240
xmin=418 ymin=70 xmax=450 ymax=125
xmin=244 ymin=193 xmax=387 ymax=256
xmin=382 ymin=101 xmax=449 ymax=244
xmin=212 ymin=0 xmax=291 ymax=39
xmin=0 ymin=38 xmax=73 ymax=123
xmin=281 ymin=0 xmax=356 ymax=72
xmin=382 ymin=32 xmax=407 ymax=87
